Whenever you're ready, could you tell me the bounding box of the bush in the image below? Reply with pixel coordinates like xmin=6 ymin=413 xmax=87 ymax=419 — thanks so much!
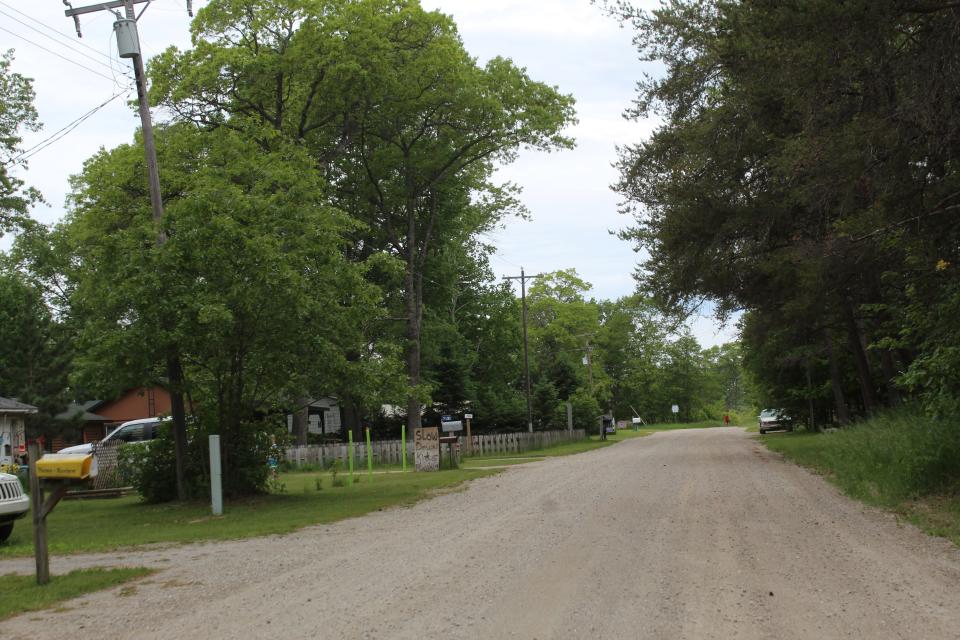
xmin=118 ymin=423 xmax=207 ymax=503
xmin=118 ymin=416 xmax=287 ymax=503
xmin=767 ymin=405 xmax=960 ymax=504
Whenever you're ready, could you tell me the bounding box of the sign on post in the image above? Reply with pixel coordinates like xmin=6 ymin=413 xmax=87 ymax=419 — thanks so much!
xmin=414 ymin=427 xmax=439 ymax=472
xmin=671 ymin=404 xmax=679 ymax=414
xmin=440 ymin=415 xmax=463 ymax=433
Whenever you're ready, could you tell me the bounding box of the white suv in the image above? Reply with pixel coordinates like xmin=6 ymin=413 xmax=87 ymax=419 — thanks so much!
xmin=0 ymin=472 xmax=29 ymax=543
xmin=58 ymin=417 xmax=164 ymax=455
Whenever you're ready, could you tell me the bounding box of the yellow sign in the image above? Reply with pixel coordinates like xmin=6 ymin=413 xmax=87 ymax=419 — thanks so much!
xmin=35 ymin=454 xmax=97 ymax=480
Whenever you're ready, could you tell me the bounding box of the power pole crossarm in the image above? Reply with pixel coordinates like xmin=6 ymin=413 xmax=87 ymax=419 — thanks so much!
xmin=63 ymin=0 xmax=149 ymax=17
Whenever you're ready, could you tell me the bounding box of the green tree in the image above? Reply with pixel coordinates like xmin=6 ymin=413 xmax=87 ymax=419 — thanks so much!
xmin=0 ymin=50 xmax=41 ymax=236
xmin=65 ymin=124 xmax=378 ymax=496
xmin=603 ymin=0 xmax=960 ymax=421
xmin=150 ymin=0 xmax=577 ymax=431
xmin=0 ymin=265 xmax=72 ymax=439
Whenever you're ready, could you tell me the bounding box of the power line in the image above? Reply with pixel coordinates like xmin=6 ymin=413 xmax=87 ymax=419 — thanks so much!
xmin=0 ymin=4 xmax=130 ymax=79
xmin=478 ymin=231 xmax=524 ymax=269
xmin=4 ymin=88 xmax=133 ymax=167
xmin=0 ymin=0 xmax=116 ymax=62
xmin=0 ymin=25 xmax=120 ymax=82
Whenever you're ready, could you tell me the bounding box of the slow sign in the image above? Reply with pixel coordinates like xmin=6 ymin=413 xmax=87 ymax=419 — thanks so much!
xmin=414 ymin=427 xmax=440 ymax=472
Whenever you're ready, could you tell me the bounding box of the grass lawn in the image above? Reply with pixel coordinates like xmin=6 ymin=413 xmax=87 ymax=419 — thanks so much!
xmin=0 ymin=567 xmax=153 ymax=620
xmin=760 ymin=425 xmax=960 ymax=546
xmin=0 ymin=468 xmax=497 ymax=558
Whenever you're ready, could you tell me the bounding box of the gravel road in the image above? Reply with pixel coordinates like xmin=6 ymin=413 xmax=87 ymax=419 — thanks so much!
xmin=4 ymin=427 xmax=960 ymax=639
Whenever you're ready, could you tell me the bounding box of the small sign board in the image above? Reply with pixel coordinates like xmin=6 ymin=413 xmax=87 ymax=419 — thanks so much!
xmin=632 ymin=417 xmax=643 ymax=424
xmin=671 ymin=404 xmax=679 ymax=414
xmin=414 ymin=427 xmax=440 ymax=472
xmin=441 ymin=420 xmax=463 ymax=432
xmin=464 ymin=413 xmax=473 ymax=420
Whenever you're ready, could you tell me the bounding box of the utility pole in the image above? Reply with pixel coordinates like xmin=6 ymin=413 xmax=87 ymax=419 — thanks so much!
xmin=503 ymin=268 xmax=545 ymax=433
xmin=64 ymin=0 xmax=192 ymax=501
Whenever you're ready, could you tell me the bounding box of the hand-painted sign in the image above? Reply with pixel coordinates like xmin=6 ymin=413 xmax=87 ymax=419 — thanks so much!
xmin=414 ymin=427 xmax=440 ymax=472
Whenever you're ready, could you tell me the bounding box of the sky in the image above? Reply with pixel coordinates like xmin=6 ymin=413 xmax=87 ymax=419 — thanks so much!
xmin=1 ymin=0 xmax=738 ymax=347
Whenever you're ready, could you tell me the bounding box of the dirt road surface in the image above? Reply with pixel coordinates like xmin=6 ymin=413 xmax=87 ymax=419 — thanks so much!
xmin=4 ymin=427 xmax=959 ymax=639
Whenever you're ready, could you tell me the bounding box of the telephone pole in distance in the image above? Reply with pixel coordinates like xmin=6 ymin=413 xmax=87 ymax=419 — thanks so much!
xmin=504 ymin=268 xmax=545 ymax=433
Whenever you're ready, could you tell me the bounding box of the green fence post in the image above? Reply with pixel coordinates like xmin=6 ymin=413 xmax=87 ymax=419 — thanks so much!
xmin=365 ymin=427 xmax=373 ymax=478
xmin=348 ymin=429 xmax=355 ymax=485
xmin=401 ymin=425 xmax=407 ymax=472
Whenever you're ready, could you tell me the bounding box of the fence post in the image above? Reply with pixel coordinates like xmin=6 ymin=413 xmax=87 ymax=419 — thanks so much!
xmin=348 ymin=431 xmax=354 ymax=484
xmin=365 ymin=428 xmax=373 ymax=478
xmin=209 ymin=435 xmax=223 ymax=516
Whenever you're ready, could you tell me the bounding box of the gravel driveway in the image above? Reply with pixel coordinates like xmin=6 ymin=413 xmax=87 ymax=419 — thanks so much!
xmin=4 ymin=427 xmax=959 ymax=639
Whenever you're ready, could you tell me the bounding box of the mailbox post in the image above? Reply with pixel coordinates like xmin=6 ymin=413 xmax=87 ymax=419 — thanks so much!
xmin=28 ymin=442 xmax=97 ymax=585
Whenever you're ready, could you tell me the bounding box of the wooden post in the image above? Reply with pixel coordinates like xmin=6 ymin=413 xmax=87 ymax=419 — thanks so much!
xmin=401 ymin=425 xmax=407 ymax=472
xmin=28 ymin=442 xmax=49 ymax=585
xmin=465 ymin=416 xmax=472 ymax=455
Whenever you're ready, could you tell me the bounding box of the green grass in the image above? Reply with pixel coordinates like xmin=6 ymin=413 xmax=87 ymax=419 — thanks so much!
xmin=0 ymin=468 xmax=497 ymax=558
xmin=0 ymin=567 xmax=153 ymax=620
xmin=759 ymin=408 xmax=960 ymax=545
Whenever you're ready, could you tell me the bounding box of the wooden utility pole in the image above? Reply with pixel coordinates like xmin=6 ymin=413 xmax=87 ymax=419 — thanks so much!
xmin=503 ymin=268 xmax=545 ymax=433
xmin=64 ymin=0 xmax=192 ymax=500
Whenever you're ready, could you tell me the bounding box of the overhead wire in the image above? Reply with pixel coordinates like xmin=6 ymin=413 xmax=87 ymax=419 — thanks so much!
xmin=5 ymin=88 xmax=133 ymax=167
xmin=0 ymin=1 xmax=116 ymax=63
xmin=0 ymin=5 xmax=130 ymax=81
xmin=0 ymin=25 xmax=121 ymax=83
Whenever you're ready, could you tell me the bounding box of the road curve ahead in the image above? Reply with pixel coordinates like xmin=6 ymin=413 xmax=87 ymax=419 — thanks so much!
xmin=4 ymin=427 xmax=960 ymax=639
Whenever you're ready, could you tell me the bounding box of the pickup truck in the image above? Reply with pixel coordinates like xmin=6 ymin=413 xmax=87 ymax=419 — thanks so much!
xmin=0 ymin=471 xmax=29 ymax=542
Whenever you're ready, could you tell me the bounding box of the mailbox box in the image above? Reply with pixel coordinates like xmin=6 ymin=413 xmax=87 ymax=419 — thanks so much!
xmin=35 ymin=454 xmax=98 ymax=480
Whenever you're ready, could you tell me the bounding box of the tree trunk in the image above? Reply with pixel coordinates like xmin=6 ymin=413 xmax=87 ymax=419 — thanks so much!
xmin=166 ymin=352 xmax=189 ymax=501
xmin=292 ymin=396 xmax=310 ymax=446
xmin=806 ymin=360 xmax=818 ymax=432
xmin=844 ymin=304 xmax=878 ymax=414
xmin=339 ymin=396 xmax=361 ymax=440
xmin=824 ymin=330 xmax=850 ymax=425
xmin=880 ymin=349 xmax=902 ymax=407
xmin=404 ymin=189 xmax=425 ymax=432
xmin=405 ymin=259 xmax=423 ymax=431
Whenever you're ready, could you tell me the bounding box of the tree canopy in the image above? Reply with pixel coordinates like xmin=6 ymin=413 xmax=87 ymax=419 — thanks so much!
xmin=604 ymin=0 xmax=960 ymax=423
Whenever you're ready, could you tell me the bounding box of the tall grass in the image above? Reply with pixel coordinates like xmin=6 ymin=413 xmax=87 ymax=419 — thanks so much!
xmin=764 ymin=406 xmax=960 ymax=505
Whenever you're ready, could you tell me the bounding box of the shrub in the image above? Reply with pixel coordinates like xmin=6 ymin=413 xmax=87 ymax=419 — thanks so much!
xmin=118 ymin=423 xmax=206 ymax=503
xmin=768 ymin=405 xmax=960 ymax=505
xmin=118 ymin=416 xmax=287 ymax=503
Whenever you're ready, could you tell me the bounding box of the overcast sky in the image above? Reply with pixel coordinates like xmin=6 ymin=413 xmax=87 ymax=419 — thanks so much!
xmin=1 ymin=0 xmax=737 ymax=346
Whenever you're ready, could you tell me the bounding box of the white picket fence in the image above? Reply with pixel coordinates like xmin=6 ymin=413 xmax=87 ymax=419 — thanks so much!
xmin=284 ymin=429 xmax=587 ymax=468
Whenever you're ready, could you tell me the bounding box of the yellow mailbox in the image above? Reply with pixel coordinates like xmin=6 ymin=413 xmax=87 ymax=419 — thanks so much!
xmin=35 ymin=453 xmax=98 ymax=480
